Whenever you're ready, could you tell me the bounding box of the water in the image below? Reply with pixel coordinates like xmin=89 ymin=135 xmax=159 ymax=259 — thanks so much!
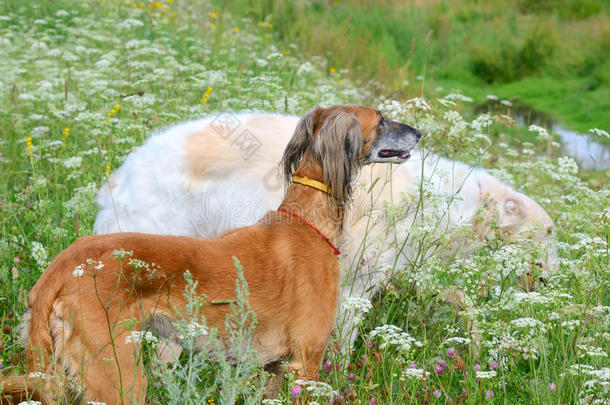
xmin=475 ymin=101 xmax=610 ymax=171
xmin=553 ymin=126 xmax=610 ymax=170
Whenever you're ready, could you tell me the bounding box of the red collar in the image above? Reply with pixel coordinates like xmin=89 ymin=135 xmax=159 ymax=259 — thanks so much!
xmin=277 ymin=208 xmax=341 ymax=255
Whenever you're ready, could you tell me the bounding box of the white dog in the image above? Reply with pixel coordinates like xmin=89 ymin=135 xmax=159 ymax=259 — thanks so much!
xmin=95 ymin=112 xmax=556 ymax=346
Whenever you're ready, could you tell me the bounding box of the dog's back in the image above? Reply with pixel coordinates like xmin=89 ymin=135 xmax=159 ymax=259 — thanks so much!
xmin=94 ymin=113 xmax=298 ymax=236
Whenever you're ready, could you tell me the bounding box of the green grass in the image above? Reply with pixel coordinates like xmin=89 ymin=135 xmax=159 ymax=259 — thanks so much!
xmin=213 ymin=0 xmax=610 ymax=134
xmin=0 ymin=0 xmax=608 ymax=404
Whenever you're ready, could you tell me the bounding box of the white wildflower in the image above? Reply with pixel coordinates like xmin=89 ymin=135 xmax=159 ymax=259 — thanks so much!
xmin=437 ymin=98 xmax=456 ymax=107
xmin=486 ymin=94 xmax=499 ymax=100
xmin=528 ymin=124 xmax=550 ymax=140
xmin=500 ymin=99 xmax=512 ymax=106
xmin=183 ymin=322 xmax=208 ymax=339
xmin=86 ymin=259 xmax=104 ymax=271
xmin=589 ymin=128 xmax=609 ymax=138
xmin=475 ymin=370 xmax=497 ymax=379
xmin=558 ymin=156 xmax=578 ymax=175
xmin=27 ymin=372 xmax=46 ymax=379
xmin=73 ymin=264 xmax=84 ymax=278
xmin=400 ymin=367 xmax=427 ymax=380
xmin=125 ymin=331 xmax=157 ymax=345
xmin=87 ymin=402 xmax=107 ymax=405
xmin=406 ymin=97 xmax=431 ymax=112
xmin=31 ymin=241 xmax=48 ymax=268
xmin=577 ymin=344 xmax=608 ymax=358
xmin=369 ymin=324 xmax=422 ymax=352
xmin=341 ymin=296 xmax=372 ymax=315
xmin=561 ymin=320 xmax=581 ymax=331
xmin=444 ymin=93 xmax=473 ymax=103
xmin=562 ymin=364 xmax=595 ymax=377
xmin=511 ymin=317 xmax=545 ymax=330
xmin=296 ymin=61 xmax=315 ymax=76
xmin=548 ymin=312 xmax=561 ymax=321
xmin=63 ymin=156 xmax=83 ymax=169
xmin=294 ymin=379 xmax=334 ymax=398
xmin=512 ymin=291 xmax=552 ymax=306
xmin=377 ymin=99 xmax=405 ymax=119
xmin=118 ymin=18 xmax=144 ymax=29
xmin=471 ymin=113 xmax=493 ymax=131
xmin=443 ymin=110 xmax=462 ymax=123
xmin=18 ymin=402 xmax=42 ymax=405
xmin=443 ymin=337 xmax=472 ymax=346
xmin=112 ymin=249 xmax=133 ymax=260
xmin=493 ymin=245 xmax=530 ymax=278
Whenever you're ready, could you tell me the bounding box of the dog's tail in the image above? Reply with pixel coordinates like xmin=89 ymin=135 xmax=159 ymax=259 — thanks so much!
xmin=2 ymin=245 xmax=79 ymax=404
xmin=0 ymin=375 xmax=44 ymax=404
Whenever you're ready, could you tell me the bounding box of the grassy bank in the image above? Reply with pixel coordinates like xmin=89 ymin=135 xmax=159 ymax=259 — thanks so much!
xmin=0 ymin=0 xmax=608 ymax=404
xmin=215 ymin=0 xmax=610 ymax=134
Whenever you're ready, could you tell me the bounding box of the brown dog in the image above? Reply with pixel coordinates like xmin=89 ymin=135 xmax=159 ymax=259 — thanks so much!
xmin=1 ymin=105 xmax=420 ymax=404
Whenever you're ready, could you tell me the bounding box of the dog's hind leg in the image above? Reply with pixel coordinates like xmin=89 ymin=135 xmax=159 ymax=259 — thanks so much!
xmin=288 ymin=327 xmax=332 ymax=382
xmin=262 ymin=360 xmax=285 ymax=399
xmin=75 ymin=337 xmax=148 ymax=405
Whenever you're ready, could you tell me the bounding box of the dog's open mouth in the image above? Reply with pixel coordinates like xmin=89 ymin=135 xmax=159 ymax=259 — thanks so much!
xmin=378 ymin=149 xmax=410 ymax=159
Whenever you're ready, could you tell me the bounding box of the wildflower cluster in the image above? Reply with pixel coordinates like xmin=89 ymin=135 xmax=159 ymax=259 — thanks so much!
xmin=0 ymin=0 xmax=607 ymax=403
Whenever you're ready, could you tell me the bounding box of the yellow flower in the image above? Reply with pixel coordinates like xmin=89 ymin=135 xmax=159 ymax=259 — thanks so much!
xmin=26 ymin=136 xmax=33 ymax=156
xmin=167 ymin=0 xmax=173 ymax=3
xmin=233 ymin=27 xmax=239 ymax=34
xmin=125 ymin=0 xmax=131 ymax=4
xmin=201 ymin=87 xmax=212 ymax=105
xmin=258 ymin=21 xmax=265 ymax=28
xmin=155 ymin=1 xmax=162 ymax=8
xmin=105 ymin=165 xmax=111 ymax=178
xmin=115 ymin=104 xmax=121 ymax=111
xmin=329 ymin=67 xmax=336 ymax=74
xmin=209 ymin=23 xmax=215 ymax=29
xmin=210 ymin=12 xmax=218 ymax=19
xmin=268 ymin=23 xmax=273 ymax=29
xmin=62 ymin=127 xmax=70 ymax=145
xmin=148 ymin=2 xmax=154 ymax=9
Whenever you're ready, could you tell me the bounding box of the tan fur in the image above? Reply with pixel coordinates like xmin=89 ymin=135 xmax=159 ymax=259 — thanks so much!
xmin=1 ymin=106 xmax=403 ymax=404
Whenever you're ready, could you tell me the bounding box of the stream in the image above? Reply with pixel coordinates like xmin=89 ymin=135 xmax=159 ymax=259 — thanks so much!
xmin=475 ymin=101 xmax=610 ymax=171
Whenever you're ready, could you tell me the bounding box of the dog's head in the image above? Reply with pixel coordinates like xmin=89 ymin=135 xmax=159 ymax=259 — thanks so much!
xmin=281 ymin=105 xmax=421 ymax=203
xmin=479 ymin=177 xmax=557 ymax=288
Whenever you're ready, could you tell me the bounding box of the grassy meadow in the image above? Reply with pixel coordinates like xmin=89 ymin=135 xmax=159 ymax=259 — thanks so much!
xmin=216 ymin=0 xmax=610 ymax=135
xmin=0 ymin=0 xmax=608 ymax=404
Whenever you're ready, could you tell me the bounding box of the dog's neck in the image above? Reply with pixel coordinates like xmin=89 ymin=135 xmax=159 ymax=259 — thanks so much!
xmin=278 ymin=164 xmax=346 ymax=248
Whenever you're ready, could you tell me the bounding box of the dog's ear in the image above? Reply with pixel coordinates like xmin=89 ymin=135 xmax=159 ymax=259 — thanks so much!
xmin=499 ymin=196 xmax=526 ymax=231
xmin=314 ymin=110 xmax=363 ymax=202
xmin=280 ymin=107 xmax=319 ymax=183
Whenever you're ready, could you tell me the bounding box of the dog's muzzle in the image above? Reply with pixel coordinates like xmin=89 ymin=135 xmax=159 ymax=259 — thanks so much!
xmin=369 ymin=120 xmax=421 ymax=164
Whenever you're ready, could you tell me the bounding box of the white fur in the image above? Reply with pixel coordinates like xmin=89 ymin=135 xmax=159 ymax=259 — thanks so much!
xmin=95 ymin=113 xmax=555 ymax=346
